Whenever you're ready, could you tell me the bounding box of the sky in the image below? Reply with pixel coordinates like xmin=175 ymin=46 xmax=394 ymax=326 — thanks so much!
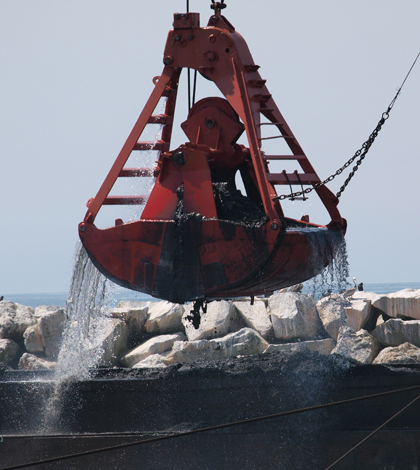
xmin=1 ymin=0 xmax=419 ymax=295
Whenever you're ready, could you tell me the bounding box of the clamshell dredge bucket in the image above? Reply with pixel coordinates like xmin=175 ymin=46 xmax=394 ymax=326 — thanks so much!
xmin=79 ymin=4 xmax=347 ymax=304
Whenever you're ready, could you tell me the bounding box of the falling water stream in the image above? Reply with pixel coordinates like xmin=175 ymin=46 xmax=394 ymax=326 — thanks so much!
xmin=41 ymin=243 xmax=112 ymax=430
xmin=58 ymin=244 xmax=110 ymax=379
xmin=301 ymin=228 xmax=350 ymax=300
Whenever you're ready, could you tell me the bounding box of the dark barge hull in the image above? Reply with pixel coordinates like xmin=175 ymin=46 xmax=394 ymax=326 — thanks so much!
xmin=1 ymin=352 xmax=420 ymax=469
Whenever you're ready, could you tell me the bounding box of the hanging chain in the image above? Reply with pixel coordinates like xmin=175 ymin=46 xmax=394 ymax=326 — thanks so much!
xmin=273 ymin=112 xmax=389 ymax=202
xmin=273 ymin=51 xmax=420 ymax=203
xmin=335 ymin=110 xmax=388 ymax=199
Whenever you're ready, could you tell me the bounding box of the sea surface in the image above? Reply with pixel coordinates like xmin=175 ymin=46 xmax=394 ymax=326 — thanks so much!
xmin=2 ymin=289 xmax=153 ymax=310
xmin=3 ymin=282 xmax=420 ymax=309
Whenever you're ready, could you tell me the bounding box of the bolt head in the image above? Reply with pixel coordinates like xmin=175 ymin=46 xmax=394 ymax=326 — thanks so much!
xmin=173 ymin=151 xmax=185 ymax=166
xmin=205 ymin=51 xmax=216 ymax=61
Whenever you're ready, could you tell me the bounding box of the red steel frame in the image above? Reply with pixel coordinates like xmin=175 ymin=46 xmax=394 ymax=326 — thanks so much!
xmin=79 ymin=7 xmax=346 ymax=303
xmin=82 ymin=9 xmax=345 ymax=229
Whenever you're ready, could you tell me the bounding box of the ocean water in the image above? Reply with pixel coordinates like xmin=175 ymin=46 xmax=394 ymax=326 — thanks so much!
xmin=2 ymin=289 xmax=153 ymax=310
xmin=3 ymin=282 xmax=420 ymax=309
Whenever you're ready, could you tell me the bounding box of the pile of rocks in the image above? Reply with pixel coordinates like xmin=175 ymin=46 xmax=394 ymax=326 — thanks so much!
xmin=0 ymin=302 xmax=65 ymax=370
xmin=2 ymin=288 xmax=420 ymax=370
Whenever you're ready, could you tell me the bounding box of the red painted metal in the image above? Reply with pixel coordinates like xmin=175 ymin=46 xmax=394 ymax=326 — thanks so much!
xmin=79 ymin=6 xmax=347 ymax=303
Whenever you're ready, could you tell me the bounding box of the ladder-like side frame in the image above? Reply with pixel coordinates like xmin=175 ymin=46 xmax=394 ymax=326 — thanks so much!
xmin=83 ymin=9 xmax=344 ymax=229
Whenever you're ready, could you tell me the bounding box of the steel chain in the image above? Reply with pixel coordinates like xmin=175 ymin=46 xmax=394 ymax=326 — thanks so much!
xmin=272 ymin=49 xmax=420 ymax=203
xmin=274 ymin=110 xmax=390 ymax=202
xmin=335 ymin=111 xmax=389 ymax=199
xmin=272 ymin=49 xmax=420 ymax=201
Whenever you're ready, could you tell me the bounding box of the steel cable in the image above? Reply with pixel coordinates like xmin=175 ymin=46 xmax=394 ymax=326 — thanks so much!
xmin=324 ymin=391 xmax=420 ymax=470
xmin=273 ymin=51 xmax=420 ymax=203
xmin=2 ymin=383 xmax=420 ymax=470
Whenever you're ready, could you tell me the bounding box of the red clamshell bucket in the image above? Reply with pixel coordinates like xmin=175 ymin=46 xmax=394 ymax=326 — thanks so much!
xmin=79 ymin=7 xmax=346 ymax=304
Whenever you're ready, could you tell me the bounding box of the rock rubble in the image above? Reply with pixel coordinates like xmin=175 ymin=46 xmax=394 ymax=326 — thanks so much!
xmin=2 ymin=287 xmax=420 ymax=370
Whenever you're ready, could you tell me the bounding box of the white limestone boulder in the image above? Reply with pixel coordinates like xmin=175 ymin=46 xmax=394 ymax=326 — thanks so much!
xmin=132 ymin=353 xmax=170 ymax=369
xmin=233 ymin=300 xmax=273 ymax=339
xmin=121 ymin=332 xmax=186 ymax=367
xmin=164 ymin=328 xmax=268 ymax=364
xmin=373 ymin=342 xmax=420 ymax=364
xmin=182 ymin=300 xmax=241 ymax=341
xmin=376 ymin=315 xmax=385 ymax=328
xmin=23 ymin=325 xmax=44 ymax=353
xmin=376 ymin=289 xmax=420 ymax=320
xmin=316 ymin=294 xmax=349 ymax=340
xmin=111 ymin=306 xmax=148 ymax=346
xmin=351 ymin=291 xmax=382 ymax=306
xmin=0 ymin=301 xmax=35 ymax=340
xmin=264 ymin=338 xmax=336 ymax=356
xmin=0 ymin=338 xmax=20 ymax=365
xmin=351 ymin=290 xmax=420 ymax=320
xmin=18 ymin=353 xmax=57 ymax=370
xmin=345 ymin=298 xmax=374 ymax=331
xmin=145 ymin=301 xmax=184 ymax=335
xmin=372 ymin=319 xmax=420 ymax=347
xmin=269 ymin=292 xmax=325 ymax=341
xmin=94 ymin=318 xmax=129 ymax=367
xmin=332 ymin=326 xmax=380 ymax=364
xmin=35 ymin=306 xmax=66 ymax=360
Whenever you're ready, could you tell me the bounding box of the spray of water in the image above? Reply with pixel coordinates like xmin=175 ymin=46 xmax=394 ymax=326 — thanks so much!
xmin=41 ymin=244 xmax=113 ymax=430
xmin=57 ymin=243 xmax=111 ymax=379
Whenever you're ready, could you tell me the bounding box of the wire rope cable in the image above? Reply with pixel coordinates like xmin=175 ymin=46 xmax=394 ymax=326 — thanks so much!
xmin=2 ymin=383 xmax=420 ymax=470
xmin=273 ymin=51 xmax=420 ymax=203
xmin=324 ymin=391 xmax=420 ymax=470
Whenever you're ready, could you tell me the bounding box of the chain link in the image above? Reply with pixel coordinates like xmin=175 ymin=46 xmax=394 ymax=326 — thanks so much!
xmin=273 ymin=110 xmax=390 ymax=202
xmin=273 ymin=50 xmax=420 ymax=203
xmin=335 ymin=111 xmax=389 ymax=199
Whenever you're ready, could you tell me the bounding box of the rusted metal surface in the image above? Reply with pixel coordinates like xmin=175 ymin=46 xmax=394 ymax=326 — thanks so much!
xmin=79 ymin=5 xmax=346 ymax=303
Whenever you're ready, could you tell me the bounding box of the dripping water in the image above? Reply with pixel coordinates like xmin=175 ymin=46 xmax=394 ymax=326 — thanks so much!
xmin=301 ymin=229 xmax=350 ymax=301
